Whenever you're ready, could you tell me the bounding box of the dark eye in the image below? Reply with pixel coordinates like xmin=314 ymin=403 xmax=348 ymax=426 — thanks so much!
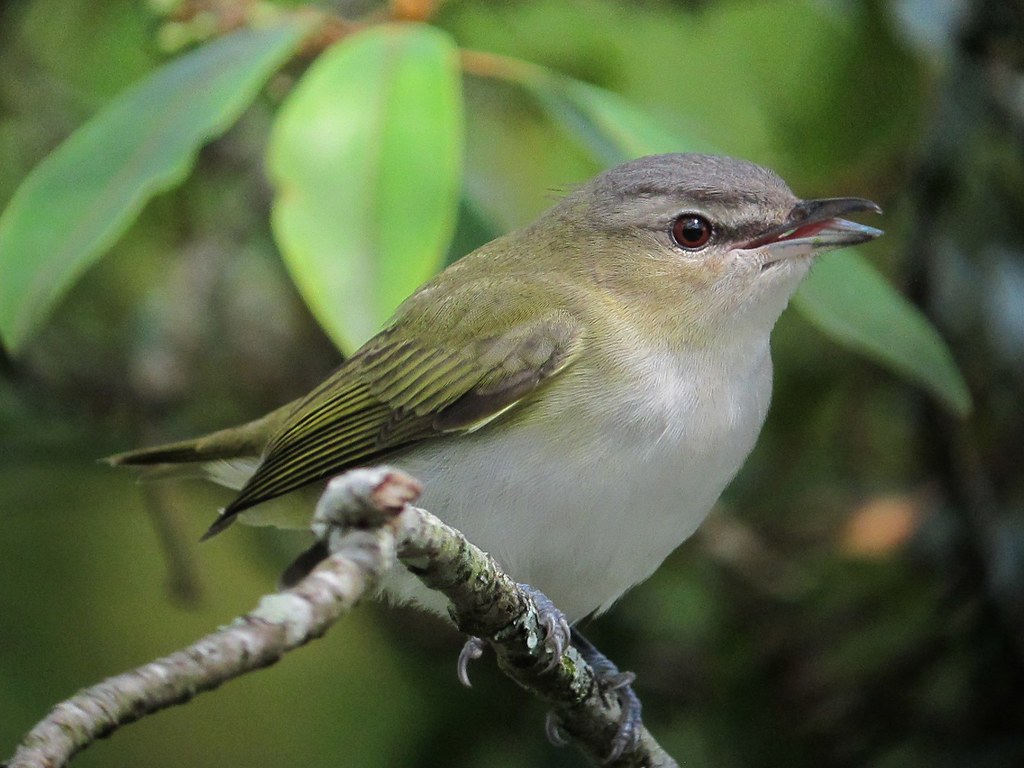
xmin=671 ymin=214 xmax=713 ymax=250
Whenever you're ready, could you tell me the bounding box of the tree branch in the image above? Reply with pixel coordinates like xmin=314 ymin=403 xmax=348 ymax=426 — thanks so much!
xmin=5 ymin=467 xmax=677 ymax=768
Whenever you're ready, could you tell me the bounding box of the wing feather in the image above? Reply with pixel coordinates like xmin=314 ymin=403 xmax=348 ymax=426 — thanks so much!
xmin=208 ymin=307 xmax=583 ymax=535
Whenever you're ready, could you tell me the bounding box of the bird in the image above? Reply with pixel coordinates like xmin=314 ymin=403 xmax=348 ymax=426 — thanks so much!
xmin=109 ymin=152 xmax=881 ymax=752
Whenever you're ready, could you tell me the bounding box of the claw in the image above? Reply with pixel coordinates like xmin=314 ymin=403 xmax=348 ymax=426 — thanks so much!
xmin=517 ymin=583 xmax=572 ymax=671
xmin=604 ymin=681 xmax=642 ymax=763
xmin=457 ymin=636 xmax=485 ymax=688
xmin=544 ymin=710 xmax=569 ymax=747
xmin=570 ymin=629 xmax=643 ymax=763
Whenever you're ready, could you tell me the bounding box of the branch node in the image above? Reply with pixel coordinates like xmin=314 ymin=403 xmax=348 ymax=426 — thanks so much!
xmin=312 ymin=466 xmax=421 ymax=537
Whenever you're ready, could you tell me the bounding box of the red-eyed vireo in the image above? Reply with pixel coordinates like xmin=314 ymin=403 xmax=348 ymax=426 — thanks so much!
xmin=110 ymin=153 xmax=882 ymax=624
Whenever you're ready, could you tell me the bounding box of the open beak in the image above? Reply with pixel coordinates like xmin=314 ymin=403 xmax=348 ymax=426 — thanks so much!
xmin=743 ymin=197 xmax=883 ymax=267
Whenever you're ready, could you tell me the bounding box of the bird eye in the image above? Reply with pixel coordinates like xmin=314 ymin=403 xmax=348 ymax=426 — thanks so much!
xmin=671 ymin=214 xmax=712 ymax=250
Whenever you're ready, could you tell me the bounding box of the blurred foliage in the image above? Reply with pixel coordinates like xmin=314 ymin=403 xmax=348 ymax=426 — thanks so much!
xmin=0 ymin=21 xmax=309 ymax=350
xmin=1 ymin=1 xmax=1023 ymax=767
xmin=0 ymin=0 xmax=967 ymax=407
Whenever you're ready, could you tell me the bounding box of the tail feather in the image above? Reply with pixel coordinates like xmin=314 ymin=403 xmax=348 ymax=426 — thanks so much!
xmin=105 ymin=399 xmax=301 ymax=467
xmin=106 ymin=400 xmax=302 ymax=540
xmin=106 ymin=440 xmax=238 ymax=466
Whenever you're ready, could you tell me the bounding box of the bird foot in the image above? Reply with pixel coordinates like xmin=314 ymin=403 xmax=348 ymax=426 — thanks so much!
xmin=545 ymin=629 xmax=642 ymax=763
xmin=456 ymin=582 xmax=572 ymax=687
xmin=517 ymin=582 xmax=572 ymax=671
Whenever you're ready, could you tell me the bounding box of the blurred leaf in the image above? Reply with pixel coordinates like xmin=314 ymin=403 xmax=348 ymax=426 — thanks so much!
xmin=0 ymin=21 xmax=311 ymax=354
xmin=523 ymin=70 xmax=709 ymax=164
xmin=795 ymin=250 xmax=972 ymax=416
xmin=269 ymin=24 xmax=463 ymax=352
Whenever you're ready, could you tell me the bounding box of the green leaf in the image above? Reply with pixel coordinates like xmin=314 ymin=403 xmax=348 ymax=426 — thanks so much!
xmin=268 ymin=24 xmax=463 ymax=352
xmin=0 ymin=20 xmax=310 ymax=354
xmin=523 ymin=70 xmax=711 ymax=165
xmin=794 ymin=249 xmax=972 ymax=416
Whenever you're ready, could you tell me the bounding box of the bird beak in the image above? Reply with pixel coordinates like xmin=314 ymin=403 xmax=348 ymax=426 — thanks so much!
xmin=741 ymin=197 xmax=884 ymax=266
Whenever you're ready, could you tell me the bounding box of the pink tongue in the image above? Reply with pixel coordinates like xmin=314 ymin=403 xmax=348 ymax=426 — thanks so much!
xmin=780 ymin=220 xmax=831 ymax=241
xmin=744 ymin=219 xmax=835 ymax=249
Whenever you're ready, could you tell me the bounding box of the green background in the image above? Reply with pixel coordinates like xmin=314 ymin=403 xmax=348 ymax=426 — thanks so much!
xmin=2 ymin=1 xmax=1023 ymax=766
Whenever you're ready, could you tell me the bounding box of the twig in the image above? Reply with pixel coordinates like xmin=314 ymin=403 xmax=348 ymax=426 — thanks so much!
xmin=390 ymin=511 xmax=675 ymax=766
xmin=4 ymin=467 xmax=676 ymax=768
xmin=140 ymin=483 xmax=203 ymax=605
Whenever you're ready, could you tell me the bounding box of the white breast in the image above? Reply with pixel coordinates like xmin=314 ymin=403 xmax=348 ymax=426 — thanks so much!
xmin=381 ymin=337 xmax=774 ymax=622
